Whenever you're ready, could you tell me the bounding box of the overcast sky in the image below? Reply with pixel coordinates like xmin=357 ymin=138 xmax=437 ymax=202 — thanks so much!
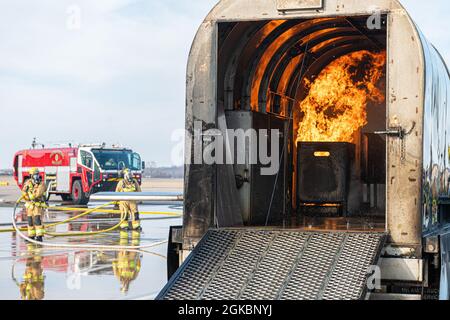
xmin=0 ymin=0 xmax=448 ymax=169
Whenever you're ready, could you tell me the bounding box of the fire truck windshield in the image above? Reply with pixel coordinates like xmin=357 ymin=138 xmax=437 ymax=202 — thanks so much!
xmin=91 ymin=149 xmax=141 ymax=171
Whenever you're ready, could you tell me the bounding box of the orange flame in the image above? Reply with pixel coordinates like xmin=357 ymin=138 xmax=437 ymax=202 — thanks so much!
xmin=296 ymin=50 xmax=386 ymax=144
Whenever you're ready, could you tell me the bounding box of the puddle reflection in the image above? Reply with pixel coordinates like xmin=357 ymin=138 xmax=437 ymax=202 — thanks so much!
xmin=114 ymin=231 xmax=143 ymax=294
xmin=19 ymin=244 xmax=45 ymax=300
xmin=1 ymin=205 xmax=181 ymax=300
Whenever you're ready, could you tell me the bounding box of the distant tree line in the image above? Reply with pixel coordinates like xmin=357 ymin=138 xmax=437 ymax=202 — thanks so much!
xmin=0 ymin=169 xmax=13 ymax=176
xmin=143 ymin=165 xmax=183 ymax=179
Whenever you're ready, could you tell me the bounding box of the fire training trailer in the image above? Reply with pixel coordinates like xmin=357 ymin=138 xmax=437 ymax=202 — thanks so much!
xmin=158 ymin=0 xmax=450 ymax=300
xmin=13 ymin=144 xmax=144 ymax=205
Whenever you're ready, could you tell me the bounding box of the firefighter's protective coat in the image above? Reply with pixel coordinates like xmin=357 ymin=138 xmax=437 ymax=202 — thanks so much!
xmin=22 ymin=180 xmax=46 ymax=216
xmin=116 ymin=178 xmax=142 ymax=229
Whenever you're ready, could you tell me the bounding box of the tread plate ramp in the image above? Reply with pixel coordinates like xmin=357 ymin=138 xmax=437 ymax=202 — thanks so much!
xmin=157 ymin=229 xmax=386 ymax=300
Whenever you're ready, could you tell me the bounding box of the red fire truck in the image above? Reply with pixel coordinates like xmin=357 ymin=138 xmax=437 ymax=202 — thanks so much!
xmin=13 ymin=144 xmax=144 ymax=205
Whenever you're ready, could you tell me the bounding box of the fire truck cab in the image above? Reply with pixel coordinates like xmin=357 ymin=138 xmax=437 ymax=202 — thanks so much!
xmin=13 ymin=144 xmax=144 ymax=205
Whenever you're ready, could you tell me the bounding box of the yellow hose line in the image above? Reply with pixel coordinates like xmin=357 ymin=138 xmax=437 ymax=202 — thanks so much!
xmin=46 ymin=202 xmax=116 ymax=228
xmin=50 ymin=206 xmax=182 ymax=216
xmin=0 ymin=202 xmax=181 ymax=234
xmin=45 ymin=209 xmax=126 ymax=237
xmin=0 ymin=202 xmax=114 ymax=234
xmin=12 ymin=203 xmax=169 ymax=250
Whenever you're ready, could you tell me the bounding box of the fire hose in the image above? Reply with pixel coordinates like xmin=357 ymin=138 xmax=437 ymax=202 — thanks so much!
xmin=0 ymin=202 xmax=114 ymax=234
xmin=7 ymin=201 xmax=171 ymax=250
xmin=0 ymin=201 xmax=181 ymax=233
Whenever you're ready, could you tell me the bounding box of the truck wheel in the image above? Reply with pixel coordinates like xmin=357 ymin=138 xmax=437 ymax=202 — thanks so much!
xmin=71 ymin=180 xmax=89 ymax=205
xmin=61 ymin=194 xmax=72 ymax=202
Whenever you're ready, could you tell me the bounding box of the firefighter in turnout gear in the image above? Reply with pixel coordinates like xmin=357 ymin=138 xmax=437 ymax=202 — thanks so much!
xmin=113 ymin=232 xmax=142 ymax=293
xmin=20 ymin=168 xmax=47 ymax=242
xmin=19 ymin=245 xmax=45 ymax=300
xmin=115 ymin=169 xmax=142 ymax=231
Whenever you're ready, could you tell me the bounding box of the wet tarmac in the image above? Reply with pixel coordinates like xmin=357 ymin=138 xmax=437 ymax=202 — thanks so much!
xmin=0 ymin=203 xmax=182 ymax=300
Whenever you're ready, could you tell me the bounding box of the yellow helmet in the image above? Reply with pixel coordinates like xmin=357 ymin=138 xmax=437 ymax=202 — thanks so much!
xmin=29 ymin=167 xmax=42 ymax=184
xmin=123 ymin=168 xmax=133 ymax=182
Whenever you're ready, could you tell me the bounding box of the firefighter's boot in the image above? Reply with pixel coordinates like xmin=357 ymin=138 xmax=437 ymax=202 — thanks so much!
xmin=34 ymin=216 xmax=44 ymax=243
xmin=132 ymin=213 xmax=142 ymax=231
xmin=120 ymin=211 xmax=130 ymax=230
xmin=120 ymin=222 xmax=130 ymax=231
xmin=27 ymin=216 xmax=36 ymax=241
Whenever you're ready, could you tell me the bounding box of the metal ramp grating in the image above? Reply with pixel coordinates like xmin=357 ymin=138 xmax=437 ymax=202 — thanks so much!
xmin=157 ymin=229 xmax=386 ymax=300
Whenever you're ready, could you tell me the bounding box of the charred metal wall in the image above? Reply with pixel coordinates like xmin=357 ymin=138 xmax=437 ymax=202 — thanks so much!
xmin=183 ymin=20 xmax=218 ymax=250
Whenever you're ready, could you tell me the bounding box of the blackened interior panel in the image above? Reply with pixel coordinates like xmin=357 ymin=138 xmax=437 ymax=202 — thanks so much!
xmin=361 ymin=133 xmax=386 ymax=184
xmin=216 ymin=102 xmax=244 ymax=228
xmin=251 ymin=112 xmax=288 ymax=225
xmin=225 ymin=111 xmax=289 ymax=226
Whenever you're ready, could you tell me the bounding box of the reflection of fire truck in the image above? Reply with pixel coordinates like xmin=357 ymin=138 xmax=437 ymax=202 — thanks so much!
xmin=13 ymin=143 xmax=144 ymax=205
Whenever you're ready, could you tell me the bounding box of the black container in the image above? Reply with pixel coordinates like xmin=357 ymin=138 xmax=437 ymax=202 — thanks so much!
xmin=297 ymin=142 xmax=355 ymax=205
